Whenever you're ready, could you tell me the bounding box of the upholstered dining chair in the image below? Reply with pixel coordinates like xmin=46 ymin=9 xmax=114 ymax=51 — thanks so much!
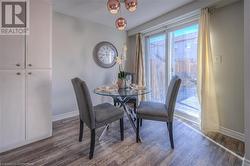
xmin=72 ymin=78 xmax=124 ymax=159
xmin=136 ymin=76 xmax=181 ymax=149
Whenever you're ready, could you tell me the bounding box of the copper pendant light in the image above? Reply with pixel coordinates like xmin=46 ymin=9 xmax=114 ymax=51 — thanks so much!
xmin=107 ymin=0 xmax=137 ymax=30
xmin=107 ymin=0 xmax=120 ymax=14
xmin=125 ymin=0 xmax=137 ymax=12
xmin=115 ymin=17 xmax=127 ymax=30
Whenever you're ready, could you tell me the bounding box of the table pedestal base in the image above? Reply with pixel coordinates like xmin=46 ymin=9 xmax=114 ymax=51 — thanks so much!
xmin=115 ymin=96 xmax=141 ymax=142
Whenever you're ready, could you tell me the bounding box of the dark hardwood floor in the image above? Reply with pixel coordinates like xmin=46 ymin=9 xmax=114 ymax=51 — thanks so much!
xmin=0 ymin=116 xmax=243 ymax=166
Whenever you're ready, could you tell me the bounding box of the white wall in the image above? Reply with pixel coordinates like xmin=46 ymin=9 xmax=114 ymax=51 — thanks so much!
xmin=244 ymin=0 xmax=250 ymax=164
xmin=210 ymin=1 xmax=244 ymax=133
xmin=52 ymin=12 xmax=126 ymax=116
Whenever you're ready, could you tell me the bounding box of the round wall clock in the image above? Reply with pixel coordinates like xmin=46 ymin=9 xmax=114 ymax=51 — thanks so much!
xmin=93 ymin=41 xmax=118 ymax=68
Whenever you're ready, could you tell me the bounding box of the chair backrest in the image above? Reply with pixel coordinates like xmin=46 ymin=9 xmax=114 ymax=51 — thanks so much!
xmin=71 ymin=78 xmax=95 ymax=129
xmin=165 ymin=76 xmax=181 ymax=122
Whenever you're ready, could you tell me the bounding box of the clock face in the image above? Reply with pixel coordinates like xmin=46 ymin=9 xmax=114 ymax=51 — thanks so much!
xmin=94 ymin=42 xmax=118 ymax=68
xmin=97 ymin=45 xmax=115 ymax=65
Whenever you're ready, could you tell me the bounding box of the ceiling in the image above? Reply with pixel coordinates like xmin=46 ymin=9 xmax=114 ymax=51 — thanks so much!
xmin=53 ymin=0 xmax=195 ymax=30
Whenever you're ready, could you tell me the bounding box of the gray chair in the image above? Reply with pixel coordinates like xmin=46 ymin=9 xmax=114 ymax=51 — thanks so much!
xmin=136 ymin=76 xmax=181 ymax=149
xmin=71 ymin=78 xmax=124 ymax=159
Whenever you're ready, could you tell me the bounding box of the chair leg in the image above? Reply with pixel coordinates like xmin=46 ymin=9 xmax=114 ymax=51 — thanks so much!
xmin=79 ymin=119 xmax=84 ymax=142
xmin=120 ymin=118 xmax=124 ymax=141
xmin=136 ymin=118 xmax=140 ymax=143
xmin=89 ymin=129 xmax=95 ymax=159
xmin=133 ymin=102 xmax=137 ymax=113
xmin=168 ymin=122 xmax=174 ymax=149
xmin=140 ymin=118 xmax=142 ymax=127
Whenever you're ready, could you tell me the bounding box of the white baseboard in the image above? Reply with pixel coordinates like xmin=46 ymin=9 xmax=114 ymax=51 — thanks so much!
xmin=243 ymin=158 xmax=250 ymax=166
xmin=52 ymin=111 xmax=79 ymax=122
xmin=219 ymin=126 xmax=245 ymax=142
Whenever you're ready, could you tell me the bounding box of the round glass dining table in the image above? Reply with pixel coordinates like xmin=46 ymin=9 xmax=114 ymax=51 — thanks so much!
xmin=94 ymin=87 xmax=150 ymax=98
xmin=94 ymin=87 xmax=150 ymax=142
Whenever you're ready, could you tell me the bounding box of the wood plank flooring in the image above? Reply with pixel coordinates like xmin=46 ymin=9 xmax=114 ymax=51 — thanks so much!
xmin=177 ymin=118 xmax=245 ymax=157
xmin=206 ymin=131 xmax=245 ymax=157
xmin=0 ymin=116 xmax=243 ymax=166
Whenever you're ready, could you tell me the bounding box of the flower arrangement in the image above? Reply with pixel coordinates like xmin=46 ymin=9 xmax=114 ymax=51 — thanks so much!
xmin=116 ymin=44 xmax=127 ymax=80
xmin=116 ymin=44 xmax=127 ymax=88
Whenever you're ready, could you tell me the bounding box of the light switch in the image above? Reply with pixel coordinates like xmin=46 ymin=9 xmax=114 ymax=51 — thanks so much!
xmin=214 ymin=56 xmax=222 ymax=64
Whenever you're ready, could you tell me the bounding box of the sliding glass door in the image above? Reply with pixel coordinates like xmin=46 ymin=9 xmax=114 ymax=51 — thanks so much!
xmin=145 ymin=23 xmax=200 ymax=122
xmin=145 ymin=33 xmax=166 ymax=103
xmin=169 ymin=24 xmax=200 ymax=122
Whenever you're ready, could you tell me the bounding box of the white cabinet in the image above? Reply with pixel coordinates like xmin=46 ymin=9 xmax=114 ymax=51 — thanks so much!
xmin=27 ymin=0 xmax=52 ymax=69
xmin=0 ymin=70 xmax=26 ymax=150
xmin=0 ymin=0 xmax=52 ymax=152
xmin=0 ymin=36 xmax=26 ymax=69
xmin=26 ymin=70 xmax=52 ymax=141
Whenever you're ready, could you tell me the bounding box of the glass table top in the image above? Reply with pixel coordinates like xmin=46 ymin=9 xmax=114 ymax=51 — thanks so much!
xmin=94 ymin=87 xmax=150 ymax=97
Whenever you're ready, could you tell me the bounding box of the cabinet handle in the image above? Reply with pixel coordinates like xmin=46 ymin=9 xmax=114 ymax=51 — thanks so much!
xmin=28 ymin=64 xmax=32 ymax=67
xmin=16 ymin=72 xmax=21 ymax=75
xmin=28 ymin=72 xmax=32 ymax=75
xmin=16 ymin=64 xmax=20 ymax=67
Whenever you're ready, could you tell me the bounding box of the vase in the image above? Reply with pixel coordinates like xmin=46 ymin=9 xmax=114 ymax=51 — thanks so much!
xmin=117 ymin=79 xmax=126 ymax=89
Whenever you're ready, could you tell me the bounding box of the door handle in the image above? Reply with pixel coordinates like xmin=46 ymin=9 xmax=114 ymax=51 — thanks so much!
xmin=16 ymin=64 xmax=20 ymax=67
xmin=28 ymin=72 xmax=32 ymax=75
xmin=28 ymin=64 xmax=32 ymax=67
xmin=16 ymin=72 xmax=21 ymax=75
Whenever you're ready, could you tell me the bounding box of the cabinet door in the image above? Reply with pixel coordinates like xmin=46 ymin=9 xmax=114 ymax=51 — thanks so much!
xmin=0 ymin=70 xmax=25 ymax=151
xmin=26 ymin=0 xmax=52 ymax=69
xmin=0 ymin=36 xmax=25 ymax=69
xmin=26 ymin=70 xmax=52 ymax=141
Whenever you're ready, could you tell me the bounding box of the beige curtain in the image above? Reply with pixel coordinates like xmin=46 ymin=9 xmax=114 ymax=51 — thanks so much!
xmin=135 ymin=33 xmax=145 ymax=101
xmin=198 ymin=8 xmax=219 ymax=132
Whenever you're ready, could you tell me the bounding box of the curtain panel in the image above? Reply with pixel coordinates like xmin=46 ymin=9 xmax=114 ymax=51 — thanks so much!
xmin=135 ymin=33 xmax=145 ymax=101
xmin=198 ymin=8 xmax=219 ymax=132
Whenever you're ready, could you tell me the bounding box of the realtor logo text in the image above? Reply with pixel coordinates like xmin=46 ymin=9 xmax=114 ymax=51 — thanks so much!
xmin=0 ymin=0 xmax=29 ymax=35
